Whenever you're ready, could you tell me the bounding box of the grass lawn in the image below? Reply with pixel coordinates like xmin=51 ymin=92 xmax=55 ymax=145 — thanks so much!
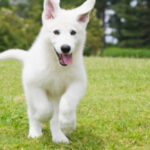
xmin=0 ymin=57 xmax=150 ymax=150
xmin=102 ymin=47 xmax=150 ymax=58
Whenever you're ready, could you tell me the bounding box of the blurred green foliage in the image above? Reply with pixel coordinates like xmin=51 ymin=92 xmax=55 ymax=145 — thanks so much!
xmin=0 ymin=0 xmax=103 ymax=55
xmin=85 ymin=9 xmax=104 ymax=56
xmin=0 ymin=7 xmax=40 ymax=51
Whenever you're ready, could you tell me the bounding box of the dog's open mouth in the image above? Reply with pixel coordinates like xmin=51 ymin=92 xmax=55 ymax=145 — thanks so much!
xmin=55 ymin=51 xmax=73 ymax=66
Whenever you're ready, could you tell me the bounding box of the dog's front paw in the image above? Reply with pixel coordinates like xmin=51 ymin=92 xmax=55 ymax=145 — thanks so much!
xmin=28 ymin=129 xmax=42 ymax=138
xmin=59 ymin=113 xmax=76 ymax=135
xmin=52 ymin=132 xmax=70 ymax=144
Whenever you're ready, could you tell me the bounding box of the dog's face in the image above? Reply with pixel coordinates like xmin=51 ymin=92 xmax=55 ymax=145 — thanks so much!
xmin=42 ymin=0 xmax=95 ymax=66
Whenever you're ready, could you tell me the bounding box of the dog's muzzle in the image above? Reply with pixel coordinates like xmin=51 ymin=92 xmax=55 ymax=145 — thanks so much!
xmin=54 ymin=49 xmax=73 ymax=66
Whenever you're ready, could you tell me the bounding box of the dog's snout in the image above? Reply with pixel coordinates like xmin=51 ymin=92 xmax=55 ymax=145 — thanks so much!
xmin=61 ymin=45 xmax=71 ymax=54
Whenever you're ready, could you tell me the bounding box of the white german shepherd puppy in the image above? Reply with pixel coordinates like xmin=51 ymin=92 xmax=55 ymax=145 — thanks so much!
xmin=0 ymin=0 xmax=95 ymax=143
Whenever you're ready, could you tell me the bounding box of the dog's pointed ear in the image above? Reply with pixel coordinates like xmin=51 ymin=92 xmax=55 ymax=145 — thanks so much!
xmin=76 ymin=0 xmax=96 ymax=24
xmin=78 ymin=13 xmax=89 ymax=23
xmin=42 ymin=0 xmax=60 ymax=21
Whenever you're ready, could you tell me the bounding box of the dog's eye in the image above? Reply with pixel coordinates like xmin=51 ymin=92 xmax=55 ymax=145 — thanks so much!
xmin=70 ymin=30 xmax=76 ymax=35
xmin=53 ymin=30 xmax=60 ymax=35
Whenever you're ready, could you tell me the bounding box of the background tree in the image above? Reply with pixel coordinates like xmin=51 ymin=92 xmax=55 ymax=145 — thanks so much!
xmin=109 ymin=0 xmax=150 ymax=48
xmin=0 ymin=0 xmax=9 ymax=7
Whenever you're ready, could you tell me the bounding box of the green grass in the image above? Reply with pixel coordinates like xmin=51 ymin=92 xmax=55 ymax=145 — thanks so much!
xmin=102 ymin=47 xmax=150 ymax=58
xmin=1 ymin=57 xmax=150 ymax=149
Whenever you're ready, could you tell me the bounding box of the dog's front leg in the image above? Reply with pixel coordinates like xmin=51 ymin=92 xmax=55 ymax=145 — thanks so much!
xmin=59 ymin=81 xmax=86 ymax=135
xmin=24 ymin=85 xmax=53 ymax=138
xmin=50 ymin=100 xmax=69 ymax=144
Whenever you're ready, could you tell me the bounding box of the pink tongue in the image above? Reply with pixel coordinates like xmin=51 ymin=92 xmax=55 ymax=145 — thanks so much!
xmin=61 ymin=54 xmax=72 ymax=66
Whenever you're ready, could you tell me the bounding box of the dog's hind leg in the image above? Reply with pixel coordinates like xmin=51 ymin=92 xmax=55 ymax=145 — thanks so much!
xmin=50 ymin=100 xmax=69 ymax=143
xmin=24 ymin=85 xmax=53 ymax=138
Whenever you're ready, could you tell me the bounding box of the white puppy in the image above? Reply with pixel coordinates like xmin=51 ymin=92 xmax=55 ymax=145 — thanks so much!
xmin=0 ymin=0 xmax=95 ymax=143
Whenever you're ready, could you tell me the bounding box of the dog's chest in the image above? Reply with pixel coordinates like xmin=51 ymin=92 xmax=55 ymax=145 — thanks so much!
xmin=46 ymin=74 xmax=68 ymax=98
xmin=37 ymin=67 xmax=75 ymax=98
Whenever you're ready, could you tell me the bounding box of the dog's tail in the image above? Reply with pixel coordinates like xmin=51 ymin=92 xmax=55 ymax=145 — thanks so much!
xmin=0 ymin=49 xmax=28 ymax=63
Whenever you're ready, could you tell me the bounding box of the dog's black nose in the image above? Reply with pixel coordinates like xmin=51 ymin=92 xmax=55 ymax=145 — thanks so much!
xmin=61 ymin=45 xmax=71 ymax=54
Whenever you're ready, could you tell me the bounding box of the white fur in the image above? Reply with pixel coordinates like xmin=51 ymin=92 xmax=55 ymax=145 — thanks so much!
xmin=0 ymin=0 xmax=95 ymax=143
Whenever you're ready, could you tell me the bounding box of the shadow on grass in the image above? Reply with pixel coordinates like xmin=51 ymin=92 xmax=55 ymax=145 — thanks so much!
xmin=70 ymin=125 xmax=104 ymax=149
xmin=39 ymin=125 xmax=104 ymax=149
